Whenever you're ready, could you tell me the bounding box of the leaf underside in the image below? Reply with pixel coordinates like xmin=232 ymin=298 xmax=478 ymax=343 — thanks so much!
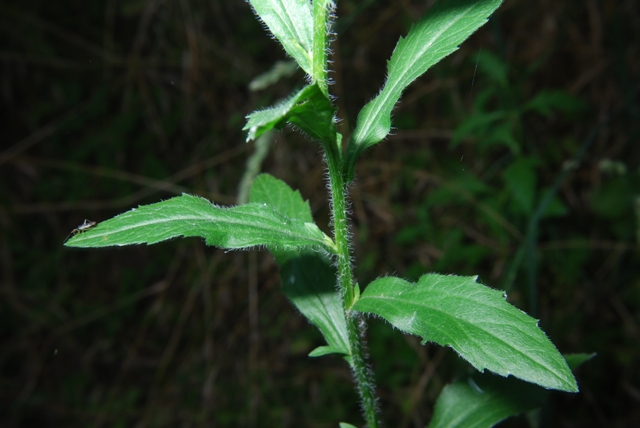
xmin=244 ymin=83 xmax=336 ymax=144
xmin=65 ymin=193 xmax=334 ymax=253
xmin=352 ymin=274 xmax=577 ymax=392
xmin=250 ymin=174 xmax=351 ymax=359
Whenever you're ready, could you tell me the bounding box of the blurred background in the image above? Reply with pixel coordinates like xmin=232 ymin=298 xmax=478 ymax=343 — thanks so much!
xmin=1 ymin=0 xmax=638 ymax=426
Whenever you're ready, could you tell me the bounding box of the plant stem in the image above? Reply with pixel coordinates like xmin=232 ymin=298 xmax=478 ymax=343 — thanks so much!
xmin=323 ymin=139 xmax=380 ymax=427
xmin=315 ymin=2 xmax=379 ymax=425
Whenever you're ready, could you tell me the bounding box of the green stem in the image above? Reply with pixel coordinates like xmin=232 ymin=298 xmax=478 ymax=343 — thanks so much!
xmin=314 ymin=2 xmax=379 ymax=426
xmin=323 ymin=139 xmax=379 ymax=427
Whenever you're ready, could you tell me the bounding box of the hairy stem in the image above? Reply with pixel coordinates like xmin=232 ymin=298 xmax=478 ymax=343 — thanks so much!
xmin=323 ymin=139 xmax=379 ymax=427
xmin=315 ymin=1 xmax=379 ymax=425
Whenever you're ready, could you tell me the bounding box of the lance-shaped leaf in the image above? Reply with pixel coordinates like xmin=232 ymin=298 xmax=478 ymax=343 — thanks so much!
xmin=244 ymin=83 xmax=336 ymax=144
xmin=345 ymin=0 xmax=503 ymax=181
xmin=64 ymin=193 xmax=336 ymax=253
xmin=250 ymin=174 xmax=351 ymax=359
xmin=247 ymin=0 xmax=313 ymax=75
xmin=427 ymin=353 xmax=594 ymax=428
xmin=352 ymin=274 xmax=577 ymax=392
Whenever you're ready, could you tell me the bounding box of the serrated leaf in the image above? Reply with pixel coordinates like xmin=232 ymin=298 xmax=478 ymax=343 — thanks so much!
xmin=345 ymin=0 xmax=503 ymax=181
xmin=65 ymin=193 xmax=336 ymax=253
xmin=352 ymin=274 xmax=577 ymax=392
xmin=244 ymin=83 xmax=336 ymax=144
xmin=250 ymin=174 xmax=350 ymax=359
xmin=247 ymin=0 xmax=313 ymax=75
xmin=428 ymin=353 xmax=594 ymax=428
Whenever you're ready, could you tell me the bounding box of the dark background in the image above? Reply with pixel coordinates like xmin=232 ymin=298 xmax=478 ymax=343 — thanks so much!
xmin=1 ymin=0 xmax=638 ymax=426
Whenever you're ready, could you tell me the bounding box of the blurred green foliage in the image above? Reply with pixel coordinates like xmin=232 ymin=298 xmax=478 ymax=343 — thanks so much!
xmin=1 ymin=0 xmax=639 ymax=427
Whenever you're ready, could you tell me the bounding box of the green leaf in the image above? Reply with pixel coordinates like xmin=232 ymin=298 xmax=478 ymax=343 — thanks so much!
xmin=345 ymin=0 xmax=503 ymax=181
xmin=503 ymin=158 xmax=538 ymax=215
xmin=247 ymin=0 xmax=313 ymax=75
xmin=273 ymin=249 xmax=351 ymax=359
xmin=244 ymin=83 xmax=336 ymax=144
xmin=475 ymin=49 xmax=509 ymax=87
xmin=352 ymin=274 xmax=577 ymax=392
xmin=564 ymin=352 xmax=596 ymax=370
xmin=591 ymin=176 xmax=634 ymax=218
xmin=523 ymin=90 xmax=588 ymax=117
xmin=249 ymin=173 xmax=314 ymax=222
xmin=485 ymin=123 xmax=520 ymax=153
xmin=339 ymin=423 xmax=358 ymax=428
xmin=427 ymin=372 xmax=547 ymax=428
xmin=428 ymin=353 xmax=594 ymax=428
xmin=65 ymin=193 xmax=336 ymax=253
xmin=539 ymin=192 xmax=569 ymax=219
xmin=249 ymin=60 xmax=298 ymax=91
xmin=250 ymin=174 xmax=350 ymax=359
xmin=451 ymin=111 xmax=506 ymax=149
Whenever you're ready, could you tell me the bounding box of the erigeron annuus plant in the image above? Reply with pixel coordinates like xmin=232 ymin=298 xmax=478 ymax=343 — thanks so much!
xmin=66 ymin=0 xmax=582 ymax=426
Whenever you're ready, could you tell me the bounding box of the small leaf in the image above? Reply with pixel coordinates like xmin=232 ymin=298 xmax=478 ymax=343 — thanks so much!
xmin=428 ymin=353 xmax=594 ymax=428
xmin=244 ymin=83 xmax=336 ymax=144
xmin=65 ymin=193 xmax=335 ymax=253
xmin=250 ymin=174 xmax=350 ymax=359
xmin=339 ymin=423 xmax=359 ymax=428
xmin=451 ymin=111 xmax=506 ymax=149
xmin=503 ymin=158 xmax=538 ymax=215
xmin=539 ymin=192 xmax=569 ymax=219
xmin=249 ymin=60 xmax=298 ymax=91
xmin=564 ymin=352 xmax=596 ymax=370
xmin=485 ymin=123 xmax=520 ymax=153
xmin=309 ymin=345 xmax=341 ymax=358
xmin=247 ymin=0 xmax=313 ymax=75
xmin=345 ymin=0 xmax=503 ymax=181
xmin=523 ymin=90 xmax=588 ymax=118
xmin=475 ymin=49 xmax=509 ymax=87
xmin=427 ymin=372 xmax=547 ymax=428
xmin=591 ymin=176 xmax=634 ymax=218
xmin=352 ymin=274 xmax=577 ymax=392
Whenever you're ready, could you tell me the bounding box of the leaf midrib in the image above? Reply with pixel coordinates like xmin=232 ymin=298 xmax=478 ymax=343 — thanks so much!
xmin=360 ymin=292 xmax=568 ymax=385
xmin=72 ymin=212 xmax=326 ymax=246
xmin=356 ymin=6 xmax=472 ymax=145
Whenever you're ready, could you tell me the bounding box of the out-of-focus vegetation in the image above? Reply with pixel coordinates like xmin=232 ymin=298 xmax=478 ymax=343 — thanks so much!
xmin=1 ymin=0 xmax=638 ymax=427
